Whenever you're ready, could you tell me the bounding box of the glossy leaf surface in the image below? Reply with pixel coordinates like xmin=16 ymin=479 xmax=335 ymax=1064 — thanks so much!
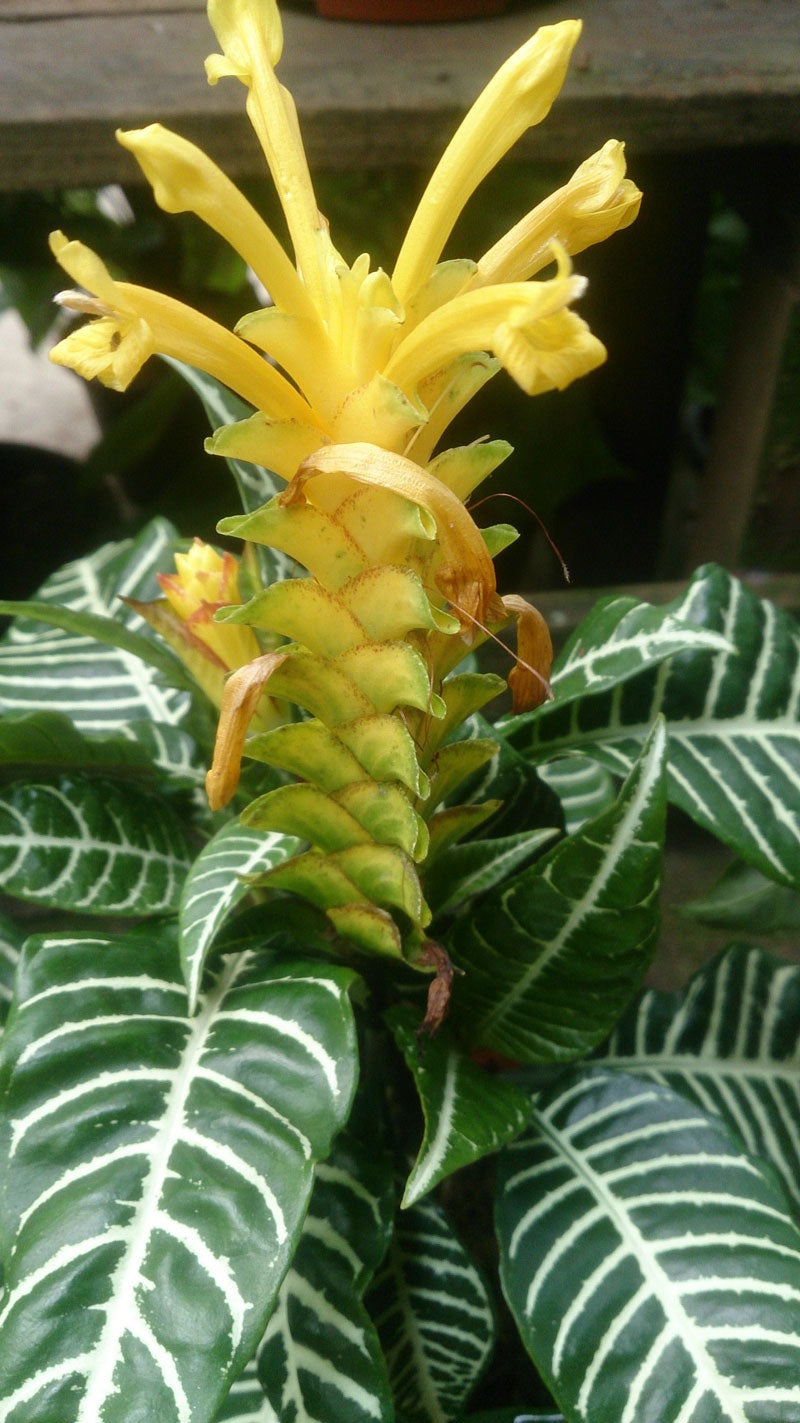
xmin=497 ymin=1068 xmax=800 ymax=1423
xmin=449 ymin=720 xmax=667 ymax=1062
xmin=0 ymin=775 xmax=197 ymax=915
xmin=179 ymin=821 xmax=300 ymax=1011
xmin=536 ymin=755 xmax=617 ymax=835
xmin=505 ymin=567 xmax=800 ymax=886
xmin=257 ymin=1130 xmax=394 ymax=1422
xmin=387 ymin=1006 xmax=530 ymax=1205
xmin=0 ymin=520 xmax=191 ymax=742
xmin=367 ymin=1197 xmax=494 ymax=1422
xmin=601 ymin=943 xmax=800 ymax=1214
xmin=0 ymin=922 xmax=358 ymax=1422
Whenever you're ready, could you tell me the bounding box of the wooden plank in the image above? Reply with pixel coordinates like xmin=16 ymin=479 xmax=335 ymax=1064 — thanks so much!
xmin=0 ymin=1 xmax=799 ymax=191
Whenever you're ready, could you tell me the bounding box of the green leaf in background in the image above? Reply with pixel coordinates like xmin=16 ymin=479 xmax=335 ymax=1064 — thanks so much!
xmin=179 ymin=821 xmax=301 ymax=1012
xmin=0 ymin=709 xmax=204 ymax=789
xmin=367 ymin=1196 xmax=495 ymax=1422
xmin=386 ymin=1005 xmax=530 ymax=1206
xmin=546 ymin=593 xmax=731 ymax=707
xmin=0 ymin=599 xmax=194 ymax=693
xmin=0 ymin=519 xmax=192 ymax=740
xmin=600 ymin=943 xmax=800 ymax=1216
xmin=496 ymin=1067 xmax=800 ymax=1423
xmin=449 ymin=720 xmax=667 ymax=1062
xmin=536 ymin=756 xmax=617 ymax=835
xmin=0 ymin=910 xmax=24 ymax=1032
xmin=257 ymin=1130 xmax=395 ymax=1423
xmin=0 ymin=921 xmax=359 ymax=1423
xmin=425 ymin=827 xmax=558 ymax=920
xmin=0 ymin=774 xmax=198 ymax=915
xmin=452 ymin=719 xmax=564 ymax=842
xmin=681 ymin=859 xmax=800 ymax=932
xmin=504 ymin=566 xmax=800 ymax=888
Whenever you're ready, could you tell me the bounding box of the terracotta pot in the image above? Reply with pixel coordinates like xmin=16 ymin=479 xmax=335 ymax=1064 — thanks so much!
xmin=314 ymin=0 xmax=507 ymax=20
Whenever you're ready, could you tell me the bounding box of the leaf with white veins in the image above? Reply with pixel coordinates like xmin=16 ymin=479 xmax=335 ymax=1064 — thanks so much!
xmin=0 ymin=919 xmax=358 ymax=1422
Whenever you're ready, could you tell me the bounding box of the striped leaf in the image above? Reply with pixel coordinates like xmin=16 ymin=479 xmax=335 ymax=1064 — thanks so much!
xmin=537 ymin=756 xmax=617 ymax=835
xmin=448 ymin=720 xmax=667 ymax=1062
xmin=386 ymin=1005 xmax=530 ymax=1205
xmin=179 ymin=821 xmax=301 ymax=1011
xmin=600 ymin=943 xmax=800 ymax=1215
xmin=256 ymin=1130 xmax=394 ymax=1422
xmin=367 ymin=1197 xmax=495 ymax=1422
xmin=215 ymin=1359 xmax=277 ymax=1421
xmin=496 ymin=1067 xmax=800 ymax=1423
xmin=682 ymin=860 xmax=800 ymax=932
xmin=0 ymin=910 xmax=23 ymax=1031
xmin=0 ymin=519 xmax=191 ymax=741
xmin=0 ymin=774 xmax=197 ymax=915
xmin=218 ymin=1333 xmax=326 ymax=1418
xmin=0 ymin=920 xmax=358 ymax=1423
xmin=455 ymin=718 xmax=564 ymax=841
xmin=548 ymin=594 xmax=731 ymax=707
xmin=504 ymin=566 xmax=800 ymax=886
xmin=0 ymin=709 xmax=204 ymax=790
xmin=424 ymin=827 xmax=558 ymax=920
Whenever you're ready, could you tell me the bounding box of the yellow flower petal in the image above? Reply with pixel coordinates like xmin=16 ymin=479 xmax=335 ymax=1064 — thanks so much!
xmin=206 ymin=0 xmax=283 ymax=78
xmin=392 ymin=20 xmax=582 ymax=305
xmin=384 ymin=270 xmax=587 ymax=397
xmin=493 ymin=305 xmax=606 ymax=394
xmin=49 ymin=231 xmax=319 ymax=422
xmin=206 ymin=0 xmax=332 ymax=320
xmin=50 ymin=315 xmax=153 ymax=392
xmin=117 ymin=124 xmax=316 ymax=320
xmin=475 ymin=140 xmax=642 ymax=286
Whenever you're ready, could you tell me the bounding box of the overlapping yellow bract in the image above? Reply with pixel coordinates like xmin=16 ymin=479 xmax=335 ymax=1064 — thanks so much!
xmin=49 ymin=0 xmax=640 ymax=964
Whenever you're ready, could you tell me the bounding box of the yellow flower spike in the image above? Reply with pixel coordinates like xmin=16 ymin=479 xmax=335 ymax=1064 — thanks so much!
xmin=475 ymin=140 xmax=642 ymax=287
xmin=206 ymin=651 xmax=289 ymax=810
xmin=385 ymin=267 xmax=593 ymax=400
xmin=206 ymin=0 xmax=333 ymax=321
xmin=391 ymin=20 xmax=582 ymax=306
xmin=282 ymin=442 xmax=502 ymax=630
xmin=49 ymin=232 xmax=319 ymax=423
xmin=117 ymin=125 xmax=318 ymax=323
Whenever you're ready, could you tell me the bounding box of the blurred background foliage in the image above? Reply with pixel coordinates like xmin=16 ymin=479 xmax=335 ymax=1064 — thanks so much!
xmin=1 ymin=160 xmax=798 ymax=602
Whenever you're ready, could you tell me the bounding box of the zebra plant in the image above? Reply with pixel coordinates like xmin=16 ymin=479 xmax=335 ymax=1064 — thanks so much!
xmin=2 ymin=2 xmax=800 ymax=1419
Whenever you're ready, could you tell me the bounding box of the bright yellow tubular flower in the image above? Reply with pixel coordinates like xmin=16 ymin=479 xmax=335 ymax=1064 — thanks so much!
xmin=474 ymin=140 xmax=642 ymax=287
xmin=49 ymin=232 xmax=318 ymax=425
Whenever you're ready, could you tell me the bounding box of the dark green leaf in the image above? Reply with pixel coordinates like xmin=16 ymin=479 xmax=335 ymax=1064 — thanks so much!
xmin=0 ymin=920 xmax=359 ymax=1422
xmin=496 ymin=1067 xmax=800 ymax=1423
xmin=387 ymin=1005 xmax=530 ymax=1205
xmin=448 ymin=721 xmax=667 ymax=1062
xmin=0 ymin=775 xmax=198 ymax=915
xmin=600 ymin=943 xmax=800 ymax=1216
